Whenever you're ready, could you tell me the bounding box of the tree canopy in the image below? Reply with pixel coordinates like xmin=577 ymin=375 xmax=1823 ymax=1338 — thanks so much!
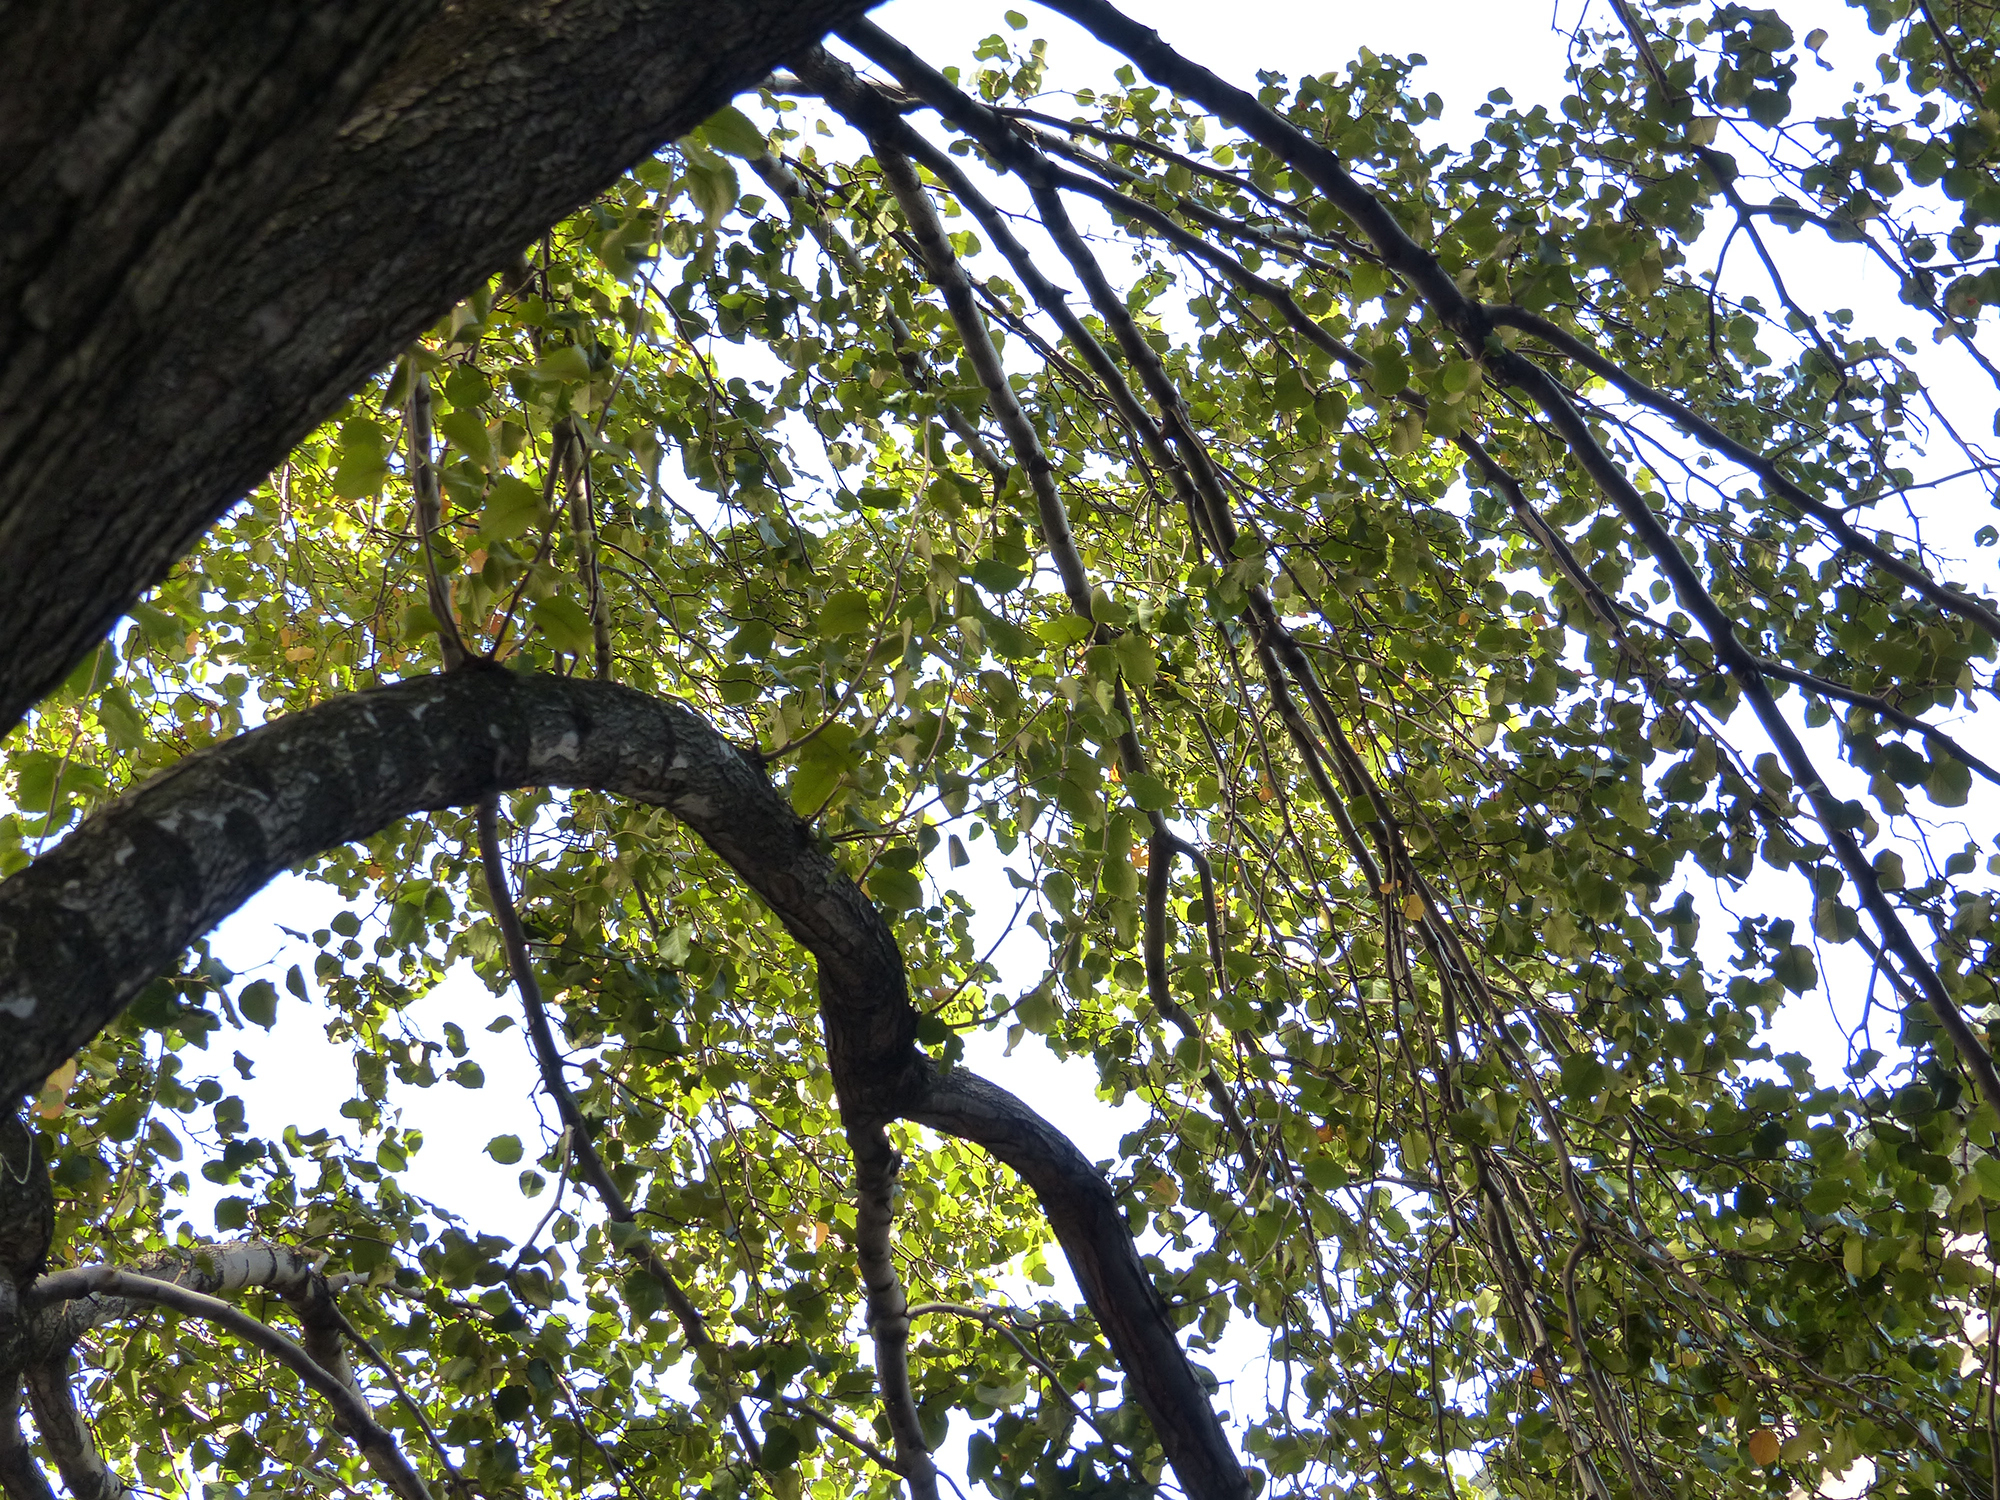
xmin=3 ymin=3 xmax=2000 ymax=1500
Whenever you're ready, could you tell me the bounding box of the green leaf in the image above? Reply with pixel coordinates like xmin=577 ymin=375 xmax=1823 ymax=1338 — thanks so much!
xmin=866 ymin=865 xmax=926 ymax=911
xmin=530 ymin=345 xmax=594 ymax=385
xmin=532 ymin=596 xmax=596 ymax=655
xmin=700 ymin=105 xmax=767 ymax=159
xmin=1032 ymin=614 xmax=1093 ymax=648
xmin=607 ymin=1218 xmax=652 ymax=1252
xmin=481 ymin=475 xmax=545 ymax=541
xmin=437 ymin=407 xmax=501 ymax=471
xmin=331 ymin=454 xmax=390 ymax=499
xmin=970 ymin=557 xmax=1027 ymax=595
xmin=486 ymin=1135 xmax=524 ymax=1165
xmin=818 ymin=588 xmax=873 ymax=636
xmin=789 ymin=759 xmax=844 ymax=817
xmin=1926 ymin=752 xmax=1971 ymax=807
xmin=684 ymin=158 xmax=739 ymax=225
xmin=237 ymin=980 xmax=278 ymax=1029
xmin=1773 ymin=944 xmax=1818 ymax=996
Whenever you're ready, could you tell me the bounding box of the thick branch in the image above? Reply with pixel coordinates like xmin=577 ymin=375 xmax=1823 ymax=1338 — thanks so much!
xmin=910 ymin=1067 xmax=1249 ymax=1500
xmin=0 ymin=670 xmax=1244 ymax=1500
xmin=27 ymin=1241 xmax=355 ymax=1356
xmin=0 ymin=1374 xmax=56 ymax=1500
xmin=0 ymin=669 xmax=915 ymax=1110
xmin=851 ymin=1130 xmax=939 ymax=1500
xmin=0 ymin=0 xmax=874 ymax=735
xmin=20 ymin=1363 xmax=125 ymax=1500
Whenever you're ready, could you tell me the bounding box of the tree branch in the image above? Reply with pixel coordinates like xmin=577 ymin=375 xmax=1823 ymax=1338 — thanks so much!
xmin=0 ymin=1374 xmax=57 ymax=1500
xmin=909 ymin=1067 xmax=1249 ymax=1500
xmin=851 ymin=1129 xmax=938 ymax=1500
xmin=1041 ymin=0 xmax=2000 ymax=1120
xmin=30 ymin=1269 xmax=427 ymax=1500
xmin=0 ymin=0 xmax=877 ymax=736
xmin=20 ymin=1361 xmax=126 ymax=1500
xmin=0 ymin=669 xmax=1253 ymax=1500
xmin=473 ymin=794 xmax=765 ymax=1468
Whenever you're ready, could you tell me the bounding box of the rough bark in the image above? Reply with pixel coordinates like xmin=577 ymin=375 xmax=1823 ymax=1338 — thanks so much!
xmin=0 ymin=668 xmax=916 ymax=1111
xmin=0 ymin=0 xmax=873 ymax=737
xmin=0 ymin=669 xmax=1244 ymax=1500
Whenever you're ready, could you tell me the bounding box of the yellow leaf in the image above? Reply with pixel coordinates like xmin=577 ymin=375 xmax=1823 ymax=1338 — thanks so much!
xmin=35 ymin=1058 xmax=77 ymax=1118
xmin=1746 ymin=1428 xmax=1780 ymax=1467
xmin=1402 ymin=892 xmax=1426 ymax=921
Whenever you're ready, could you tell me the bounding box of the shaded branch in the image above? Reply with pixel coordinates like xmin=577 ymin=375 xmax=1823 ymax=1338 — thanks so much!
xmin=20 ymin=1363 xmax=125 ymax=1500
xmin=474 ymin=794 xmax=765 ymax=1468
xmin=0 ymin=1374 xmax=55 ymax=1500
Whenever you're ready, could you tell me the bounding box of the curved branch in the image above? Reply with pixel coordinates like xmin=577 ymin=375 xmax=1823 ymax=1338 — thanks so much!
xmin=909 ymin=1067 xmax=1248 ymax=1500
xmin=29 ymin=1241 xmax=356 ymax=1354
xmin=0 ymin=669 xmax=1247 ymax=1500
xmin=31 ymin=1269 xmax=425 ymax=1500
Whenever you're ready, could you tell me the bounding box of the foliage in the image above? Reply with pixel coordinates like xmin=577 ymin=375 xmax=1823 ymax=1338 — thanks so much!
xmin=5 ymin=1 xmax=2000 ymax=1497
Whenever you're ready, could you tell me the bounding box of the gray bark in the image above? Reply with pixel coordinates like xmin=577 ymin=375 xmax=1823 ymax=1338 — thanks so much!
xmin=0 ymin=0 xmax=872 ymax=736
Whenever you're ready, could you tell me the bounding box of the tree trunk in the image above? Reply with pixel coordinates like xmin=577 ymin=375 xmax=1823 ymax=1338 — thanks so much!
xmin=0 ymin=0 xmax=871 ymax=736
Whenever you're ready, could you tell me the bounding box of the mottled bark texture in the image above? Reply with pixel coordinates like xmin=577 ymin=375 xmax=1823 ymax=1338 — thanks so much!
xmin=0 ymin=670 xmax=1245 ymax=1500
xmin=0 ymin=0 xmax=873 ymax=737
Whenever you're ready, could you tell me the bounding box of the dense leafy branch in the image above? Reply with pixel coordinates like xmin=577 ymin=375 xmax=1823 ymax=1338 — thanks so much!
xmin=8 ymin=3 xmax=2000 ymax=1497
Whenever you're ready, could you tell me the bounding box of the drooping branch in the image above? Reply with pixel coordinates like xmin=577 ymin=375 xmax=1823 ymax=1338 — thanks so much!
xmin=865 ymin=137 xmax=1095 ymax=622
xmin=810 ymin=68 xmax=1261 ymax=1167
xmin=824 ymin=41 xmax=1681 ymax=1487
xmin=474 ymin=795 xmax=766 ymax=1469
xmin=747 ymin=153 xmax=1010 ymax=487
xmin=1037 ymin=0 xmax=2000 ymax=1117
xmin=0 ymin=670 xmax=1252 ymax=1500
xmin=1485 ymin=303 xmax=2000 ymax=643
